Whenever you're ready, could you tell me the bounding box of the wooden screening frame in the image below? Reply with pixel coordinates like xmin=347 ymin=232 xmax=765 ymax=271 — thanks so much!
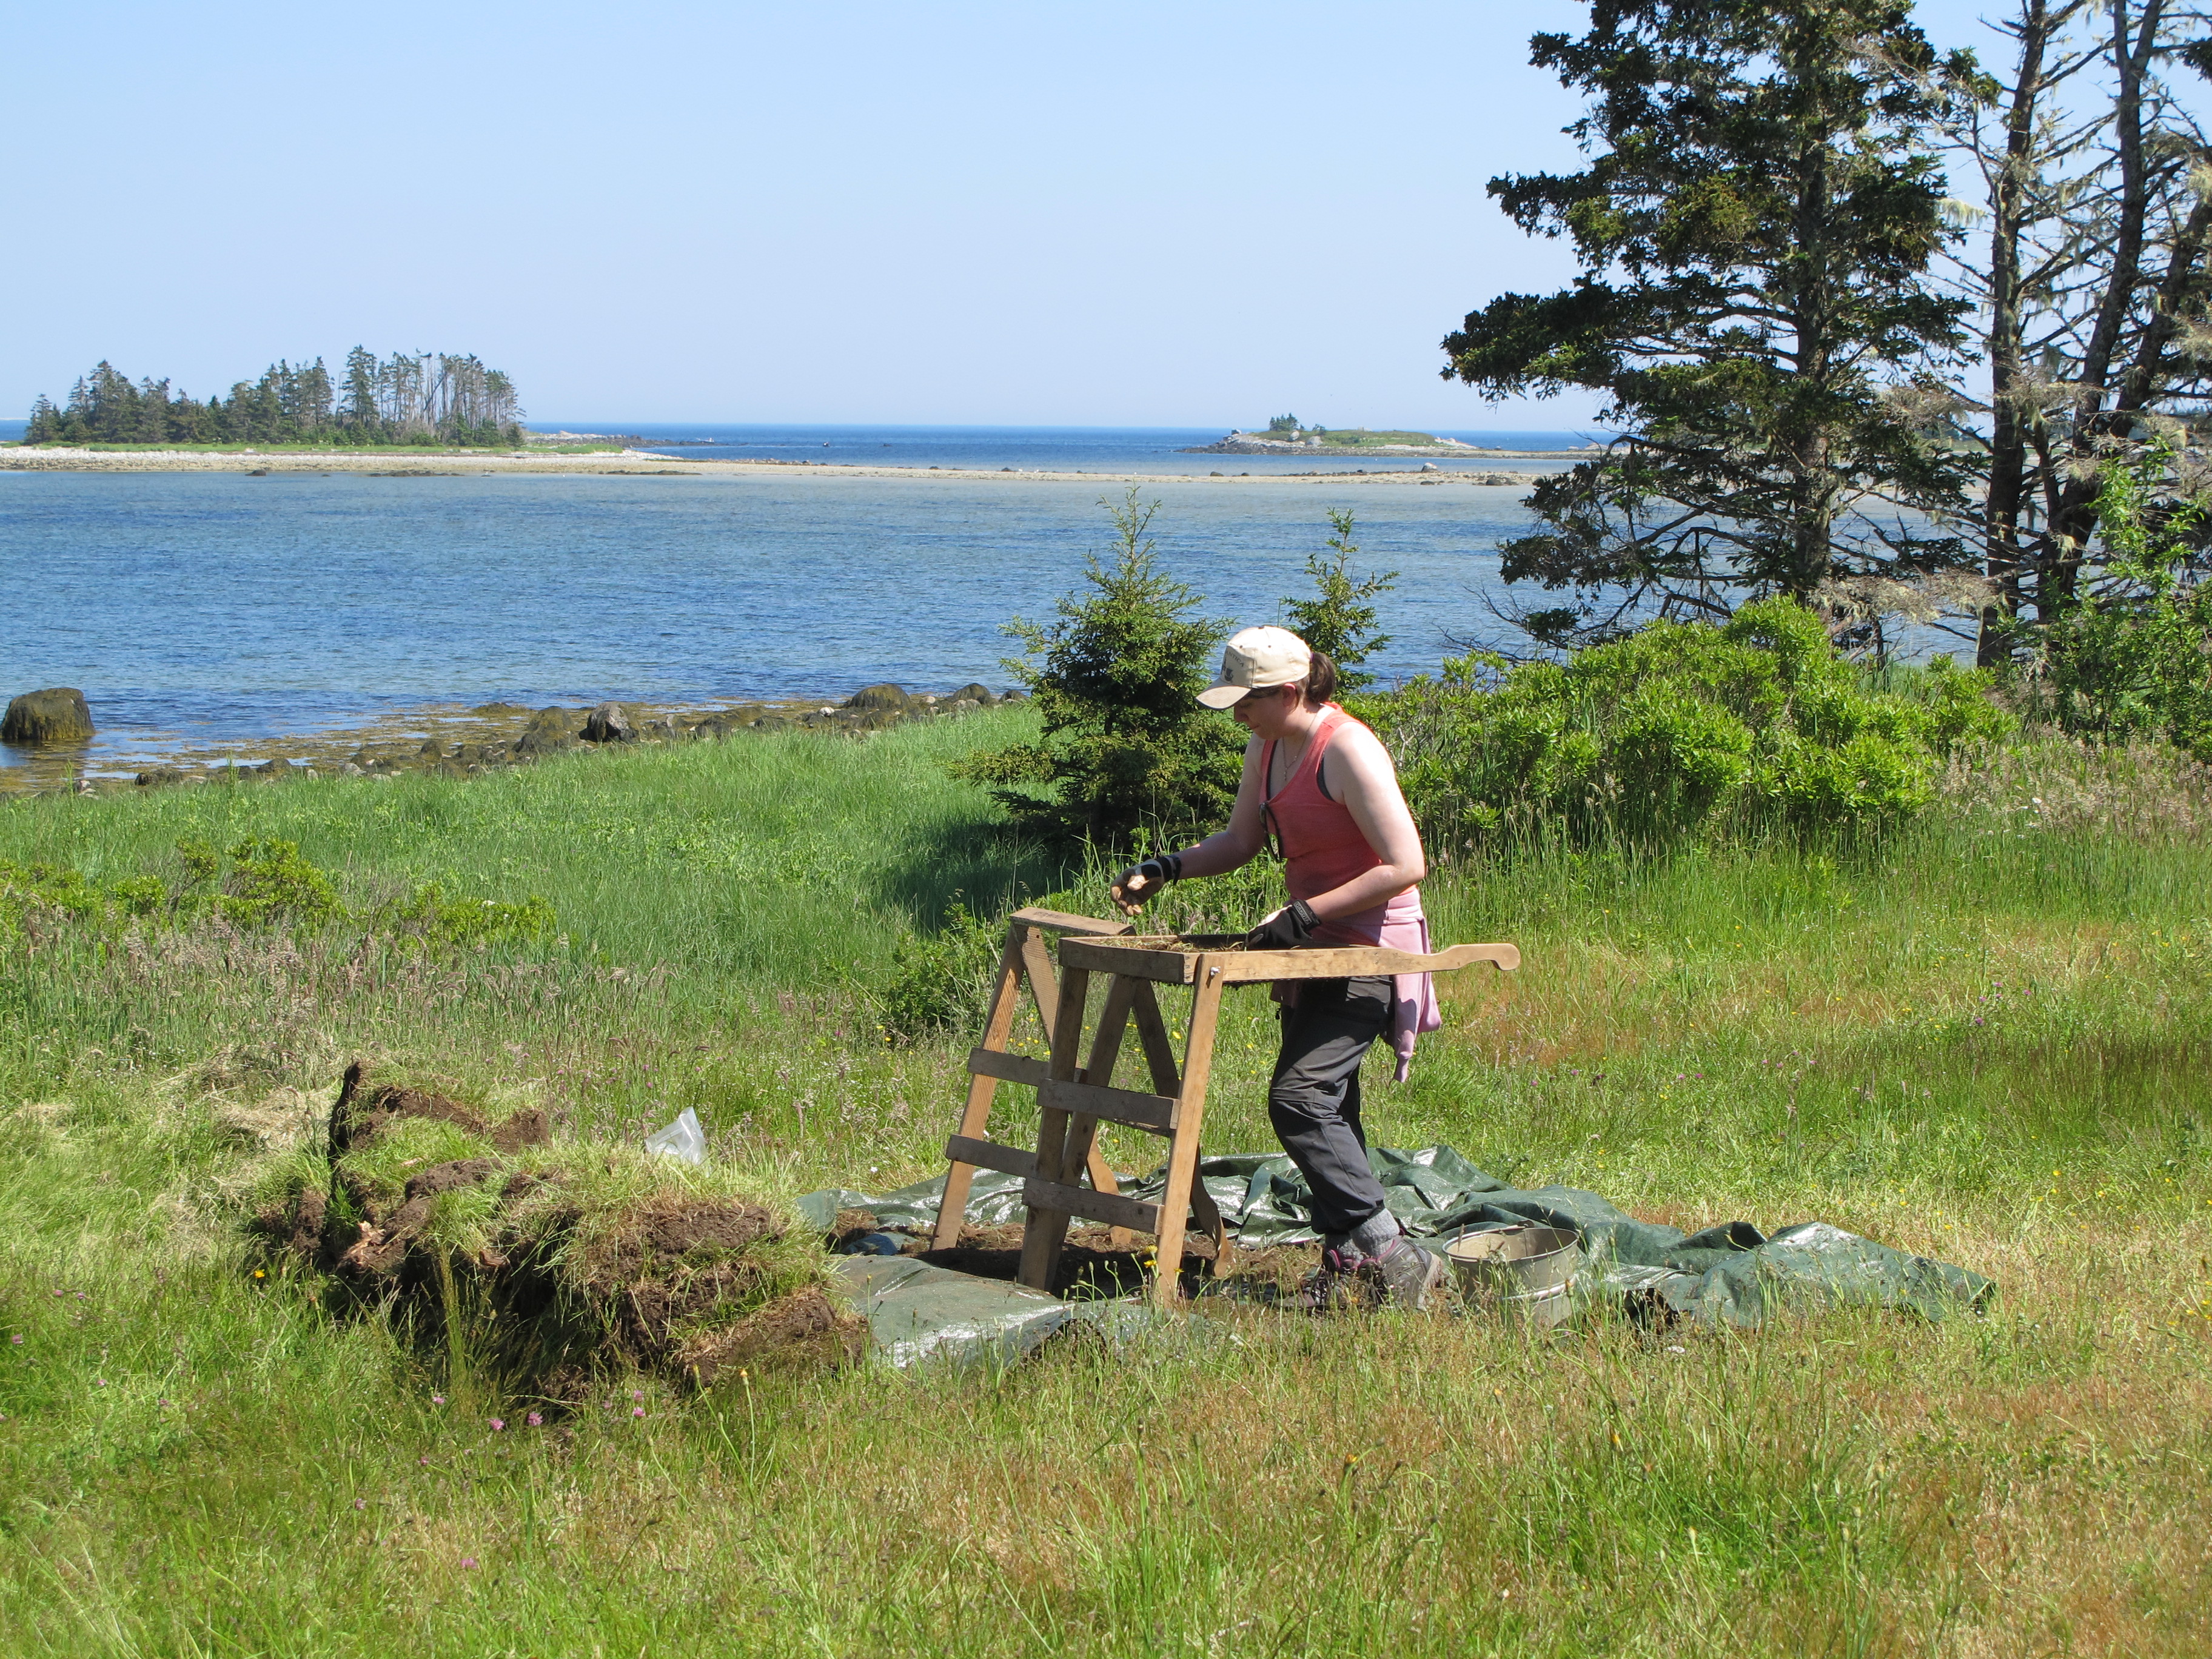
xmin=930 ymin=913 xmax=1521 ymax=1305
xmin=930 ymin=908 xmax=1144 ymax=1250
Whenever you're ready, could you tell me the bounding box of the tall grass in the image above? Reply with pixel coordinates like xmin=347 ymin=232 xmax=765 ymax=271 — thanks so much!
xmin=0 ymin=712 xmax=2206 ymax=1654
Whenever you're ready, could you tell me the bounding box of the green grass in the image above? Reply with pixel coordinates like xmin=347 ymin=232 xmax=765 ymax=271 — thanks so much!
xmin=1313 ymin=428 xmax=1447 ymax=447
xmin=0 ymin=711 xmax=2207 ymax=1654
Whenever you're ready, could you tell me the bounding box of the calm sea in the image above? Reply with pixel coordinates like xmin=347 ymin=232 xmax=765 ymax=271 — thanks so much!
xmin=0 ymin=424 xmax=1584 ymax=778
xmin=601 ymin=422 xmax=1602 ymax=474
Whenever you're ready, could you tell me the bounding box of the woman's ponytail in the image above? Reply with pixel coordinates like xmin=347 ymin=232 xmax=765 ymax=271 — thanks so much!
xmin=1302 ymin=651 xmax=1339 ymax=707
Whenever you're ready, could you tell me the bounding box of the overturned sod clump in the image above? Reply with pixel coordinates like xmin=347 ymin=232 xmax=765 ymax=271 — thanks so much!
xmin=251 ymin=1061 xmax=863 ymax=1400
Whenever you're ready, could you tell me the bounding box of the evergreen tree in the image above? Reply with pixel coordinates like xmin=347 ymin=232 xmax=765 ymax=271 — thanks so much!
xmin=340 ymin=346 xmax=381 ymax=439
xmin=137 ymin=378 xmax=170 ymax=444
xmin=81 ymin=361 xmax=141 ymax=443
xmin=23 ymin=395 xmax=61 ymax=444
xmin=1284 ymin=509 xmax=1397 ymax=691
xmin=954 ymin=489 xmax=1240 ymax=850
xmin=1443 ymin=0 xmax=1980 ymax=646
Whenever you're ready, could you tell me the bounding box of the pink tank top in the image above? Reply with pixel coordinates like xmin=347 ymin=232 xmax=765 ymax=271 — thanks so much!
xmin=1264 ymin=705 xmax=1387 ymax=917
xmin=1262 ymin=706 xmax=1441 ymax=1078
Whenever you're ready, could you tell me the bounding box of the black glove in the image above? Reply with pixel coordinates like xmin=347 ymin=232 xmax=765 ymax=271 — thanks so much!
xmin=1244 ymin=900 xmax=1318 ymax=951
xmin=1111 ymin=853 xmax=1182 ymax=912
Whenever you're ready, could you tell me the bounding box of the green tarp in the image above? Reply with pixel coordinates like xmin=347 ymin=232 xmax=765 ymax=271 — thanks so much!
xmin=831 ymin=1255 xmax=1218 ymax=1370
xmin=805 ymin=1144 xmax=1992 ymax=1366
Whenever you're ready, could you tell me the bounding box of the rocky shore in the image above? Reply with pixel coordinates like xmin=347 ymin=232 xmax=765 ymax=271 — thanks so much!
xmin=0 ymin=682 xmax=1018 ymax=800
xmin=1179 ymin=433 xmax=1599 ymax=460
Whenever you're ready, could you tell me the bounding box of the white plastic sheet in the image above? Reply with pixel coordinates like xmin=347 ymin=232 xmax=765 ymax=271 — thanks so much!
xmin=643 ymin=1106 xmax=706 ymax=1165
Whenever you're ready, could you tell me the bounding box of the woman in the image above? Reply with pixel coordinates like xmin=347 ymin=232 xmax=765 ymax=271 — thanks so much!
xmin=1110 ymin=625 xmax=1446 ymax=1310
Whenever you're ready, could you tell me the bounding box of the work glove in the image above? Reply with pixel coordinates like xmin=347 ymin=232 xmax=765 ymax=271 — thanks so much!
xmin=1244 ymin=900 xmax=1318 ymax=952
xmin=1110 ymin=853 xmax=1181 ymax=916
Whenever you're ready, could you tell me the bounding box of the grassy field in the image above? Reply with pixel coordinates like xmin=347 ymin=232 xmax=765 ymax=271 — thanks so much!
xmin=0 ymin=706 xmax=2207 ymax=1655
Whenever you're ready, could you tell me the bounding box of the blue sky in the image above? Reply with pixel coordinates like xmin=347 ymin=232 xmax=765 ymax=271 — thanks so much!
xmin=1 ymin=1 xmax=2061 ymax=429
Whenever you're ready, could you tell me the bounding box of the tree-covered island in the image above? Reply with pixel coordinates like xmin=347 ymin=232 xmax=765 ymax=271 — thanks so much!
xmin=19 ymin=350 xmax=525 ymax=447
xmin=1180 ymin=416 xmax=1506 ymax=456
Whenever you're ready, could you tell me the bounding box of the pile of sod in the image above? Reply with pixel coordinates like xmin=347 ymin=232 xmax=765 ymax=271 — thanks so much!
xmin=250 ymin=1062 xmax=861 ymax=1400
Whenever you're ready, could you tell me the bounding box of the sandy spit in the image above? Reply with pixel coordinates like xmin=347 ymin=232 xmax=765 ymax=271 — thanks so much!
xmin=0 ymin=446 xmax=1547 ymax=487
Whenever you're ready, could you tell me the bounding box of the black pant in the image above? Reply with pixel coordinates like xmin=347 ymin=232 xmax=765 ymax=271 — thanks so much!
xmin=1266 ymin=975 xmax=1393 ymax=1238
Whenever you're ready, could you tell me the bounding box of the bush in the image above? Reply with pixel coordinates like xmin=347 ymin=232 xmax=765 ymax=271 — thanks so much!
xmin=874 ymin=900 xmax=1005 ymax=1044
xmin=1365 ymin=597 xmax=2011 ymax=856
xmin=368 ymin=882 xmax=557 ymax=950
xmin=217 ymin=837 xmax=348 ymax=928
xmin=2031 ymin=441 xmax=2212 ymax=759
xmin=953 ymin=489 xmax=1241 ymax=851
xmin=873 ymin=854 xmax=1292 ymax=1047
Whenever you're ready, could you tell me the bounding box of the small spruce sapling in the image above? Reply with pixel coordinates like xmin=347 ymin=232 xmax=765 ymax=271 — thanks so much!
xmin=1284 ymin=509 xmax=1397 ymax=691
xmin=953 ymin=488 xmax=1237 ymax=850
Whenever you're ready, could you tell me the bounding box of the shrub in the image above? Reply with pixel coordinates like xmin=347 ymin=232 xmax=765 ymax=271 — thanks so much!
xmin=218 ymin=837 xmax=348 ymax=928
xmin=953 ymin=489 xmax=1241 ymax=851
xmin=873 ymin=853 xmax=1291 ymax=1047
xmin=875 ymin=900 xmax=1005 ymax=1044
xmin=2031 ymin=441 xmax=2212 ymax=759
xmin=1365 ymin=597 xmax=2011 ymax=856
xmin=369 ymin=882 xmax=557 ymax=950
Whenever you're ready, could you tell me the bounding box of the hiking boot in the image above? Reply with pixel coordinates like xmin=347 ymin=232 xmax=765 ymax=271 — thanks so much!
xmin=1292 ymin=1244 xmax=1381 ymax=1314
xmin=1366 ymin=1236 xmax=1448 ymax=1311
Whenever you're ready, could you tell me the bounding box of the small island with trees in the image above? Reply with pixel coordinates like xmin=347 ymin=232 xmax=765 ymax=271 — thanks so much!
xmin=18 ymin=350 xmax=526 ymax=449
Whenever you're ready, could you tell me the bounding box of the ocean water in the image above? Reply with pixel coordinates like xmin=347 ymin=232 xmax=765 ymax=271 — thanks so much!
xmin=592 ymin=422 xmax=1604 ymax=474
xmin=0 ymin=438 xmax=1569 ymax=776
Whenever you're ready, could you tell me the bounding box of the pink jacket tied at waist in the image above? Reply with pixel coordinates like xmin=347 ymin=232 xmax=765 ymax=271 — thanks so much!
xmin=1310 ymin=889 xmax=1441 ymax=1082
xmin=1264 ymin=706 xmax=1443 ymax=1081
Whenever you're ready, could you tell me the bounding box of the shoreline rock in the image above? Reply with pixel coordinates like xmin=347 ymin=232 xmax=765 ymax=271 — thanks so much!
xmin=2 ymin=688 xmax=95 ymax=745
xmin=80 ymin=683 xmax=1025 ymax=797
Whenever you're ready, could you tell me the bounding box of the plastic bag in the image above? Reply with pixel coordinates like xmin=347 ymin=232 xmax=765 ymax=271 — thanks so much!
xmin=644 ymin=1107 xmax=706 ymax=1165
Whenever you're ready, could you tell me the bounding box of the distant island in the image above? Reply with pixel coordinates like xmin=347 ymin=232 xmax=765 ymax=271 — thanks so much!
xmin=1181 ymin=414 xmax=1597 ymax=458
xmin=18 ymin=350 xmax=525 ymax=448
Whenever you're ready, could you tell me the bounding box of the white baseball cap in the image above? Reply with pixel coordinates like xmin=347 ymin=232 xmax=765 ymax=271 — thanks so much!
xmin=1197 ymin=626 xmax=1312 ymax=709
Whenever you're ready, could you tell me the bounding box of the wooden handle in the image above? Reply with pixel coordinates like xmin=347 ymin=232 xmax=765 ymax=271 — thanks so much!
xmin=1010 ymin=907 xmax=1133 ymax=936
xmin=1212 ymin=940 xmax=1521 ymax=983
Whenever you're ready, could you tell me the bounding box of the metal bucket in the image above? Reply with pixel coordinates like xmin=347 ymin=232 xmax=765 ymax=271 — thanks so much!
xmin=1446 ymin=1224 xmax=1581 ymax=1327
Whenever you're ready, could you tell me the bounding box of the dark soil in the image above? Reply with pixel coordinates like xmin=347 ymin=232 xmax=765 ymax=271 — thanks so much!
xmin=917 ymin=1222 xmax=1227 ymax=1299
xmin=327 ymin=1059 xmax=552 ymax=1157
xmin=251 ymin=1059 xmax=863 ymax=1403
xmin=828 ymin=1207 xmax=1311 ymax=1299
xmin=674 ymin=1286 xmax=866 ymax=1383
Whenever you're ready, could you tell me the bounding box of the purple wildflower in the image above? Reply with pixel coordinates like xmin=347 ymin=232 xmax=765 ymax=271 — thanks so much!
xmin=431 ymin=1394 xmax=446 ymax=1406
xmin=460 ymin=1557 xmax=478 ymax=1570
xmin=632 ymin=1406 xmax=646 ymax=1418
xmin=526 ymin=1412 xmax=543 ymax=1428
xmin=489 ymin=1418 xmax=506 ymax=1432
